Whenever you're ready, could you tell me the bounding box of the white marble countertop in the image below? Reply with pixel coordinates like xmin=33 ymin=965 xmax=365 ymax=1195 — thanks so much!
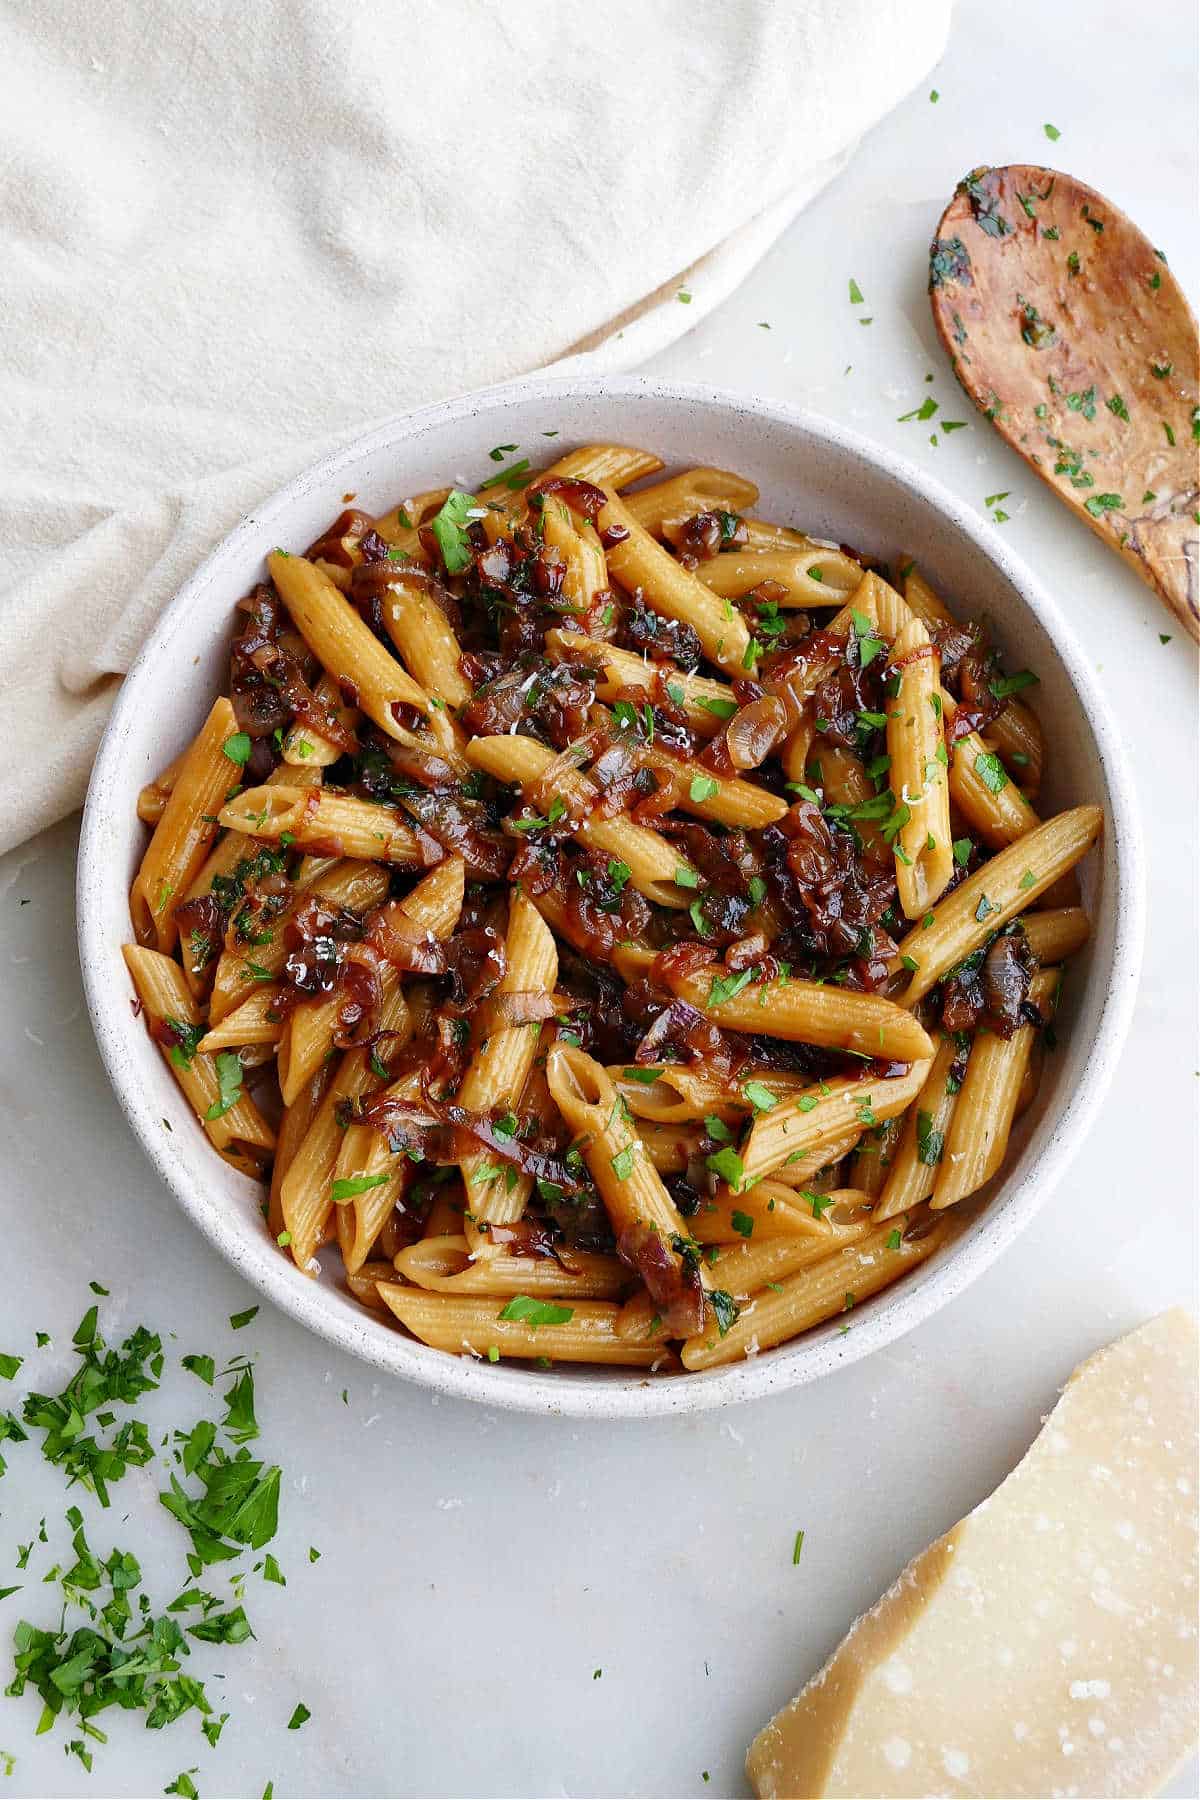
xmin=2 ymin=1 xmax=1196 ymax=1794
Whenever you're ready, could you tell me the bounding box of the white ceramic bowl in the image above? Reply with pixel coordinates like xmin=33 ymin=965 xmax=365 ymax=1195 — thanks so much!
xmin=78 ymin=375 xmax=1144 ymax=1418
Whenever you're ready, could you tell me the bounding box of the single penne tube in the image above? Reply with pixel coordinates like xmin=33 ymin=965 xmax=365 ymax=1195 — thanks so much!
xmin=636 ymin=1120 xmax=704 ymax=1174
xmin=345 ymin=1261 xmax=396 ymax=1310
xmin=218 ymin=784 xmax=428 ymax=866
xmin=198 ymin=982 xmax=285 ymax=1053
xmin=887 ymin=615 xmax=953 ymax=917
xmin=893 ymin=805 xmax=1102 ymax=1003
xmin=333 ymin=1069 xmax=421 ymax=1277
xmin=872 ymin=1036 xmax=961 ymax=1222
xmin=279 ymin=993 xmax=409 ymax=1273
xmin=1020 ymin=905 xmax=1090 ymax=965
xmin=988 ymin=699 xmax=1044 ymax=794
xmin=393 ymin=1237 xmax=629 ymax=1300
xmin=739 ymin=1062 xmax=932 ymax=1189
xmin=278 ymin=965 xmax=409 ymax=1108
xmin=546 ymin=1046 xmax=694 ymax=1248
xmin=540 ymin=493 xmax=608 ymax=611
xmin=207 ymin=859 xmax=389 ymax=1024
xmin=122 ymin=946 xmax=275 ymax=1162
xmin=697 ymin=1197 xmax=876 ymax=1294
xmin=694 ymin=549 xmax=854 ymax=607
xmin=282 ymin=672 xmax=359 ymax=767
xmin=458 ymin=892 xmax=558 ymax=1225
xmin=378 ymin=1286 xmax=668 ymax=1367
xmin=740 ymin=521 xmax=854 ymax=557
xmin=267 ymin=550 xmax=437 ymax=737
xmin=932 ymin=970 xmax=1058 ymax=1210
xmin=593 ymin=718 xmax=787 ymax=830
xmin=465 ymin=734 xmax=696 ymax=907
xmin=137 ymin=752 xmax=184 ymax=825
xmin=371 ymin=485 xmax=452 ymax=554
xmin=680 ymin=1212 xmax=951 ymax=1369
xmin=691 ymin=1182 xmax=837 ymax=1245
xmin=849 ymin=1117 xmax=903 ymax=1199
xmin=903 ymin=566 xmax=1045 ymax=793
xmin=543 ymin=444 xmax=665 ymax=490
xmin=941 ymin=691 xmax=1040 ymax=846
xmin=370 ymin=853 xmax=466 ymax=950
xmin=129 ymin=696 xmax=240 ymax=953
xmin=851 ymin=569 xmax=912 ymax=638
xmin=608 ymin=1064 xmax=811 ymax=1125
xmin=379 ymin=574 xmax=472 ymax=709
xmin=596 ymin=489 xmax=751 ymax=671
xmin=767 ymin=1130 xmax=863 ymax=1190
xmin=268 ymin=1063 xmax=335 ymax=1238
xmin=622 ymin=467 xmax=760 ymax=536
xmin=807 ymin=745 xmax=891 ymax=866
xmin=179 ymin=764 xmax=321 ymax=993
xmin=544 ymin=627 xmax=736 ymax=738
xmin=653 ymin=963 xmax=934 ymax=1064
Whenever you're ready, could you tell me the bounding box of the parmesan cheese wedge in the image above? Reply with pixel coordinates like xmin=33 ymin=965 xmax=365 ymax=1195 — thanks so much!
xmin=748 ymin=1310 xmax=1199 ymax=1798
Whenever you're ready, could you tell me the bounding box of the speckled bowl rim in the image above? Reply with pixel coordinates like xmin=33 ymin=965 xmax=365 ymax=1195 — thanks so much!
xmin=77 ymin=374 xmax=1145 ymax=1419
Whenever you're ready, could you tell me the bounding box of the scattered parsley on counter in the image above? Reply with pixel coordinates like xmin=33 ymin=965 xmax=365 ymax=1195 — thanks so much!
xmin=792 ymin=1529 xmax=805 ymax=1564
xmin=0 ymin=1356 xmax=21 ymax=1382
xmin=287 ymin=1703 xmax=311 ymax=1731
xmin=1044 ymin=121 xmax=1061 ymax=140
xmin=2 ymin=1293 xmax=306 ymax=1787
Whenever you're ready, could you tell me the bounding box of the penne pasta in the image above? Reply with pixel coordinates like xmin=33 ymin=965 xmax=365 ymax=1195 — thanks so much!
xmin=122 ymin=946 xmax=275 ymax=1166
xmin=458 ymin=892 xmax=558 ymax=1242
xmin=932 ymin=970 xmax=1058 ymax=1210
xmin=1020 ymin=905 xmax=1090 ymax=965
xmin=129 ymin=697 xmax=240 ymax=953
xmin=596 ymin=489 xmax=752 ymax=670
xmin=694 ymin=548 xmax=855 ymax=607
xmin=544 ymin=627 xmax=736 ymax=737
xmin=622 ymin=467 xmax=760 ymax=536
xmin=680 ymin=1212 xmax=953 ymax=1369
xmin=887 ymin=614 xmax=953 ymax=917
xmin=378 ymin=1287 xmax=669 ymax=1367
xmin=394 ymin=1236 xmax=629 ymax=1300
xmin=739 ymin=1062 xmax=933 ymax=1189
xmin=893 ymin=806 xmax=1102 ymax=1003
xmin=218 ymin=784 xmax=430 ymax=866
xmin=872 ymin=1036 xmax=962 ymax=1222
xmin=648 ymin=962 xmax=934 ymax=1065
xmin=465 ymin=733 xmax=697 ymax=907
xmin=267 ymin=550 xmax=438 ymax=737
xmin=121 ymin=443 xmax=1102 ymax=1378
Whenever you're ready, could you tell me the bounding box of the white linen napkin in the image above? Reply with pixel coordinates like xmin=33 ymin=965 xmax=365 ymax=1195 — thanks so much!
xmin=0 ymin=0 xmax=950 ymax=854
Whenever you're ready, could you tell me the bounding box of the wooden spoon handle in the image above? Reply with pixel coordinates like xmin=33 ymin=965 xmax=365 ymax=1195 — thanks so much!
xmin=929 ymin=165 xmax=1198 ymax=642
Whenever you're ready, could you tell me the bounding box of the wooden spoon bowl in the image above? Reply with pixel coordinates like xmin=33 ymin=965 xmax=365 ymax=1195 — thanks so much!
xmin=929 ymin=165 xmax=1198 ymax=641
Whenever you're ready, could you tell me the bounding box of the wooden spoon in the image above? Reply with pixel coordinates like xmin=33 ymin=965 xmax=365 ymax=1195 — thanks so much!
xmin=929 ymin=164 xmax=1198 ymax=641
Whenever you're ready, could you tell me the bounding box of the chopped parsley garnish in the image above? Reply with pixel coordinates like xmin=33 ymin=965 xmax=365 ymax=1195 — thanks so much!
xmin=688 ymin=774 xmax=719 ymax=804
xmin=287 ymin=1702 xmax=311 ymax=1730
xmin=916 ymin=1111 xmax=944 ymax=1166
xmin=497 ymin=1297 xmax=574 ymax=1329
xmin=848 ymin=278 xmax=865 ymax=305
xmin=707 ymin=1291 xmax=740 ymax=1337
xmin=706 ymin=968 xmax=756 ymax=1009
xmin=429 ymin=490 xmax=477 ymax=575
xmin=609 ymin=1145 xmax=636 ymax=1182
xmin=1043 ymin=121 xmax=1061 ymax=140
xmin=886 ymin=1229 xmax=903 ymax=1250
xmin=988 ymin=669 xmax=1038 ymax=699
xmin=973 ymin=751 xmax=1008 ymax=795
xmin=706 ymin=1148 xmax=745 ymax=1192
xmin=330 ymin=1173 xmax=389 ymax=1201
xmin=741 ymin=1081 xmax=778 ymax=1114
xmin=792 ymin=1529 xmax=805 ymax=1564
xmin=229 ymin=1307 xmax=258 ymax=1331
xmin=730 ymin=1210 xmax=755 ymax=1239
xmin=0 ymin=1357 xmax=21 ymax=1383
xmin=204 ymin=1052 xmax=244 ymax=1122
xmin=222 ymin=732 xmax=252 ymax=767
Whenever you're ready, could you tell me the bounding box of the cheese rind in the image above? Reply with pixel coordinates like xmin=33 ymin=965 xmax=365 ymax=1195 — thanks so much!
xmin=747 ymin=1310 xmax=1199 ymax=1798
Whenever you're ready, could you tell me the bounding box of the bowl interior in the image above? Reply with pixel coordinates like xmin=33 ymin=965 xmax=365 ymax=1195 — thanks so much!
xmin=78 ymin=377 xmax=1141 ymax=1417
